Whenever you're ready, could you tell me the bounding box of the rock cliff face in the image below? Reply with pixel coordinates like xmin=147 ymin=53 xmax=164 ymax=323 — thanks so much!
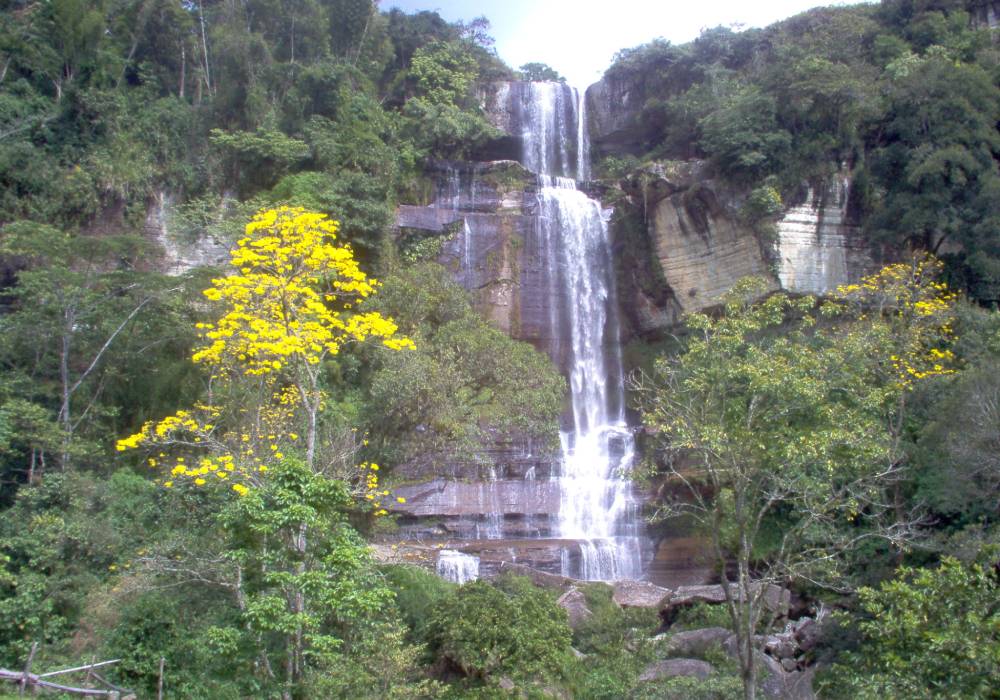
xmin=396 ymin=160 xmax=555 ymax=346
xmin=971 ymin=1 xmax=1000 ymax=29
xmin=645 ymin=171 xmax=778 ymax=318
xmin=611 ymin=162 xmax=874 ymax=335
xmin=585 ymin=75 xmax=652 ymax=158
xmin=775 ymin=175 xmax=873 ymax=295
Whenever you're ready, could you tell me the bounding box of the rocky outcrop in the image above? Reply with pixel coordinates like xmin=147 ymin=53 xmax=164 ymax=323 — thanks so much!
xmin=639 ymin=658 xmax=716 ymax=682
xmin=585 ymin=75 xmax=651 ymax=158
xmin=557 ymin=588 xmax=593 ymax=629
xmin=144 ymin=191 xmax=228 ymax=274
xmin=658 ymin=627 xmax=733 ymax=657
xmin=614 ymin=162 xmax=874 ymax=334
xmin=497 ymin=562 xmax=585 ymax=590
xmin=612 ymin=579 xmax=672 ymax=608
xmin=629 ymin=164 xmax=777 ymax=320
xmin=396 ymin=160 xmax=566 ymax=345
xmin=663 ymin=583 xmax=791 ymax=618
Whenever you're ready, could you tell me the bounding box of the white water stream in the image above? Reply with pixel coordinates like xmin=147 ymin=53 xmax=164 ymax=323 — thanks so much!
xmin=521 ymin=82 xmax=645 ymax=580
xmin=424 ymin=82 xmax=647 ymax=581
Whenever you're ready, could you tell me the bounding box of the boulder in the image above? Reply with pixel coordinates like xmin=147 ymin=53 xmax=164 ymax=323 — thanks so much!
xmin=793 ymin=617 xmax=820 ymax=653
xmin=658 ymin=627 xmax=732 ymax=657
xmin=760 ymin=663 xmax=816 ymax=700
xmin=556 ymin=588 xmax=593 ymax=630
xmin=663 ymin=583 xmax=790 ymax=619
xmin=612 ymin=579 xmax=672 ymax=608
xmin=497 ymin=562 xmax=582 ymax=591
xmin=720 ymin=637 xmax=816 ymax=700
xmin=638 ymin=658 xmax=715 ymax=682
xmin=764 ymin=633 xmax=798 ymax=660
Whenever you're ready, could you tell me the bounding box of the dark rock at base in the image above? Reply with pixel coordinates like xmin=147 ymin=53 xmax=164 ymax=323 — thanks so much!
xmin=638 ymin=658 xmax=715 ymax=682
xmin=720 ymin=637 xmax=817 ymax=700
xmin=793 ymin=617 xmax=820 ymax=653
xmin=556 ymin=588 xmax=593 ymax=630
xmin=612 ymin=579 xmax=673 ymax=608
xmin=764 ymin=633 xmax=798 ymax=660
xmin=761 ymin=663 xmax=816 ymax=700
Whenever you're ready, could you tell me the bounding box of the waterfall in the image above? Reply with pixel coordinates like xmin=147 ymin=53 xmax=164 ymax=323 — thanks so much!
xmin=521 ymin=83 xmax=645 ymax=581
xmin=417 ymin=82 xmax=649 ymax=582
xmin=437 ymin=550 xmax=480 ymax=584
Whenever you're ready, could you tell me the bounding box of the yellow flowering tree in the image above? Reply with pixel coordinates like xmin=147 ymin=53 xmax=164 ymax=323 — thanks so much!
xmin=193 ymin=206 xmax=413 ymax=467
xmin=114 ymin=208 xmax=414 ymax=694
xmin=829 ymin=254 xmax=956 ymax=386
xmin=118 ymin=207 xmax=413 ymax=500
xmin=826 ymin=254 xmax=957 ymax=552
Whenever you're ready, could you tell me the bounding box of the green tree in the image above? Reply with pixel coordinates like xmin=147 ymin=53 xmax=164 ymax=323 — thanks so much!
xmin=634 ymin=263 xmax=956 ymax=700
xmin=0 ymin=224 xmax=164 ymax=470
xmin=518 ymin=62 xmax=564 ymax=82
xmin=366 ymin=262 xmax=564 ymax=465
xmin=867 ymin=54 xmax=1000 ymax=300
xmin=427 ymin=575 xmax=571 ymax=684
xmin=823 ymin=556 xmax=1000 ymax=699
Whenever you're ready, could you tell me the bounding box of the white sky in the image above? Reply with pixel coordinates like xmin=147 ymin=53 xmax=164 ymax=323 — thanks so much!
xmin=383 ymin=0 xmax=875 ymax=87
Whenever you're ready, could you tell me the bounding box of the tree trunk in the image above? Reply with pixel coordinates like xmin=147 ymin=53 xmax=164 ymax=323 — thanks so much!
xmin=59 ymin=317 xmax=73 ymax=469
xmin=198 ymin=0 xmax=212 ymax=95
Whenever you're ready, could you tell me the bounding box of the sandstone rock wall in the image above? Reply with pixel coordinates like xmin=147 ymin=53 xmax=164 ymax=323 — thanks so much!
xmin=585 ymin=75 xmax=650 ymax=157
xmin=614 ymin=162 xmax=874 ymax=335
xmin=649 ymin=186 xmax=777 ymax=316
xmin=775 ymin=175 xmax=873 ymax=295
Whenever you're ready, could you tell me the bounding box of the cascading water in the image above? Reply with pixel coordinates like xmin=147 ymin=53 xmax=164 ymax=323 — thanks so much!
xmin=518 ymin=82 xmax=646 ymax=580
xmin=437 ymin=550 xmax=480 ymax=584
xmin=418 ymin=82 xmax=648 ymax=582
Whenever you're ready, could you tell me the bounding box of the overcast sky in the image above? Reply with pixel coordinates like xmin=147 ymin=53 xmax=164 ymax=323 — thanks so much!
xmin=384 ymin=0 xmax=874 ymax=86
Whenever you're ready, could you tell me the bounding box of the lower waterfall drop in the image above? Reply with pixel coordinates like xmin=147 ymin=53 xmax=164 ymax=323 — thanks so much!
xmin=536 ymin=175 xmax=645 ymax=581
xmin=437 ymin=550 xmax=480 ymax=584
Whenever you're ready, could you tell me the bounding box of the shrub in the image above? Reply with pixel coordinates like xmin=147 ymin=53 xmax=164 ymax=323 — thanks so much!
xmin=427 ymin=575 xmax=572 ymax=682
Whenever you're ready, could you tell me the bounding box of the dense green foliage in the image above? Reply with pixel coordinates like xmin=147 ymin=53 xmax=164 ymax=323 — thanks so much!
xmin=427 ymin=574 xmax=572 ymax=683
xmin=0 ymin=1 xmax=999 ymax=697
xmin=602 ymin=0 xmax=1000 ymax=302
xmin=822 ymin=556 xmax=1000 ymax=699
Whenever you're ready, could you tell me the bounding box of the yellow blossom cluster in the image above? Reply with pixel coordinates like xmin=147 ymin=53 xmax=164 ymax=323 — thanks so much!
xmin=834 ymin=256 xmax=957 ymax=386
xmin=116 ymin=388 xmax=294 ymax=494
xmin=192 ymin=207 xmax=414 ymax=376
xmin=359 ymin=461 xmax=406 ymax=516
xmin=117 ymin=207 xmax=414 ymax=507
